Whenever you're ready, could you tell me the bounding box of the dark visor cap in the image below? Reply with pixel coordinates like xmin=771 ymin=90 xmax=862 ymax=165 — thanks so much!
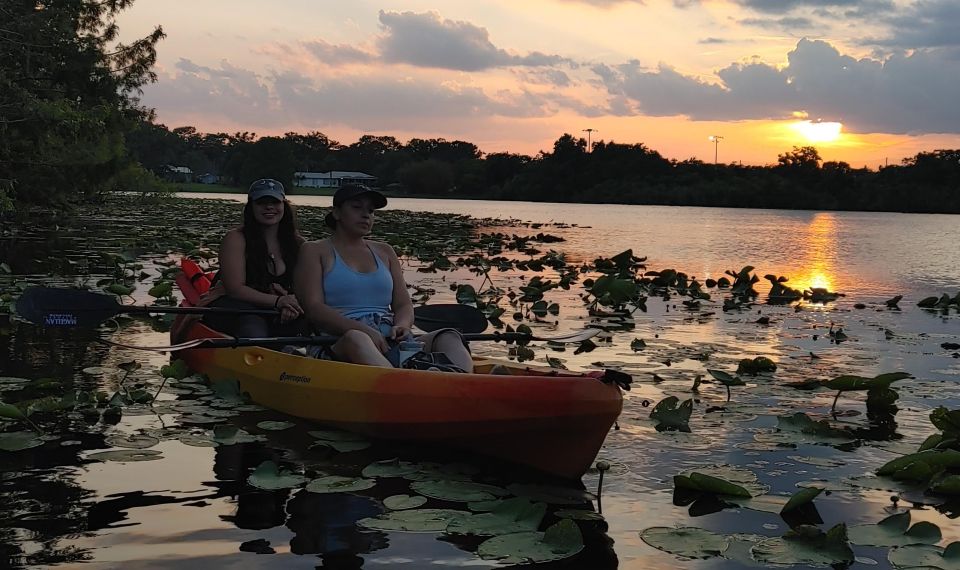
xmin=332 ymin=184 xmax=387 ymax=209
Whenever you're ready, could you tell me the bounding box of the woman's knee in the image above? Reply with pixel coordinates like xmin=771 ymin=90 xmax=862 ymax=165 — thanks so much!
xmin=337 ymin=329 xmax=375 ymax=351
xmin=428 ymin=330 xmax=467 ymax=352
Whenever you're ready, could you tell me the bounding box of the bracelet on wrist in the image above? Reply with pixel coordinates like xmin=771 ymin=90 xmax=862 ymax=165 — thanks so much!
xmin=274 ymin=295 xmax=282 ymax=309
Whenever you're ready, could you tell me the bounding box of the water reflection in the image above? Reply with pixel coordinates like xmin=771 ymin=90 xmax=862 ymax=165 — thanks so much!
xmin=792 ymin=212 xmax=839 ymax=295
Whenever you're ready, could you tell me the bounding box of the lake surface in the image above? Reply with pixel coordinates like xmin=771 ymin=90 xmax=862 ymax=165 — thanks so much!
xmin=180 ymin=192 xmax=960 ymax=298
xmin=2 ymin=195 xmax=960 ymax=569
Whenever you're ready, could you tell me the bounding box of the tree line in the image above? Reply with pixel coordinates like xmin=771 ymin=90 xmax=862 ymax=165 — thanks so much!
xmin=2 ymin=1 xmax=958 ymax=215
xmin=129 ymin=124 xmax=960 ymax=214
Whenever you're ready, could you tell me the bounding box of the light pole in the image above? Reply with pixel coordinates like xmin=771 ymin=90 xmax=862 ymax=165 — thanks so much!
xmin=708 ymin=135 xmax=723 ymax=164
xmin=583 ymin=128 xmax=597 ymax=153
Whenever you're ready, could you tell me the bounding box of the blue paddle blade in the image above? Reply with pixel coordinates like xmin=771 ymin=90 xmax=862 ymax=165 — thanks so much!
xmin=15 ymin=287 xmax=121 ymax=328
xmin=413 ymin=303 xmax=489 ymax=334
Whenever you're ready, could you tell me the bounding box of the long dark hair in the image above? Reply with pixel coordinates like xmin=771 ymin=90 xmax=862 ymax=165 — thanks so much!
xmin=240 ymin=199 xmax=302 ymax=291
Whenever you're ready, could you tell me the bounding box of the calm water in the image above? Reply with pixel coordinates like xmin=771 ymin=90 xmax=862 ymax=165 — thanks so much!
xmin=3 ymin=195 xmax=960 ymax=569
xmin=180 ymin=192 xmax=960 ymax=298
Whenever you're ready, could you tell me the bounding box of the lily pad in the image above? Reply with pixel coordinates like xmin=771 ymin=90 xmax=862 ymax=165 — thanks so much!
xmin=357 ymin=508 xmax=468 ymax=532
xmin=411 ymin=480 xmax=509 ymax=503
xmin=888 ymin=542 xmax=960 ymax=570
xmin=640 ymin=526 xmax=729 ymax=559
xmin=384 ymin=494 xmax=428 ymax=510
xmin=86 ymin=449 xmax=163 ymax=462
xmin=257 ymin=420 xmax=295 ymax=431
xmin=104 ymin=433 xmax=160 ymax=449
xmin=649 ymin=396 xmax=693 ymax=431
xmin=675 ymin=472 xmax=752 ymax=498
xmin=507 ymin=483 xmax=596 ymax=505
xmin=678 ymin=465 xmax=768 ymax=497
xmin=0 ymin=431 xmax=45 ymax=452
xmin=159 ymin=360 xmax=190 ymax=380
xmin=781 ymin=487 xmax=823 ymax=513
xmin=849 ymin=512 xmax=942 ymax=547
xmin=178 ymin=434 xmax=217 ymax=447
xmin=212 ymin=425 xmax=267 ymax=445
xmin=362 ymin=458 xmax=420 ymax=478
xmin=0 ymin=402 xmax=26 ymax=421
xmin=305 ymin=475 xmax=375 ymax=494
xmin=247 ymin=460 xmax=308 ymax=490
xmin=477 ymin=519 xmax=584 ymax=564
xmin=446 ymin=497 xmax=546 ymax=536
xmin=750 ymin=524 xmax=854 ymax=567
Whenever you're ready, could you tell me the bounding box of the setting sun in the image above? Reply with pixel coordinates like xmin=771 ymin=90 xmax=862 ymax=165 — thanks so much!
xmin=792 ymin=120 xmax=843 ymax=143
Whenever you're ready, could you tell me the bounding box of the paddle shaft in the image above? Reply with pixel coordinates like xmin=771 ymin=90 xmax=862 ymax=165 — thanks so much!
xmin=189 ymin=330 xmax=575 ymax=349
xmin=123 ymin=305 xmax=278 ymax=317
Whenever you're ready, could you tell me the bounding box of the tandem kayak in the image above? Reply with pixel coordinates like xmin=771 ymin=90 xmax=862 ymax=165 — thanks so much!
xmin=173 ymin=319 xmax=624 ymax=479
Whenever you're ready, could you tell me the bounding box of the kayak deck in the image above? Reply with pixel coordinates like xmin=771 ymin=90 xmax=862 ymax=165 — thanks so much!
xmin=176 ymin=320 xmax=624 ymax=479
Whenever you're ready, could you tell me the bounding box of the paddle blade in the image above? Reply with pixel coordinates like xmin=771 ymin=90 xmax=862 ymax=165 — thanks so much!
xmin=414 ymin=303 xmax=489 ymax=333
xmin=15 ymin=287 xmax=120 ymax=328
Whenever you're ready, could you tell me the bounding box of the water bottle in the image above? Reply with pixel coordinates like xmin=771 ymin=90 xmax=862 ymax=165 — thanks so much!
xmin=398 ymin=340 xmax=425 ymax=366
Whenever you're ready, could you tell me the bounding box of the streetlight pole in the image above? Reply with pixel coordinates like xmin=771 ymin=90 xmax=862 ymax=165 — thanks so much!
xmin=709 ymin=135 xmax=723 ymax=164
xmin=583 ymin=128 xmax=597 ymax=153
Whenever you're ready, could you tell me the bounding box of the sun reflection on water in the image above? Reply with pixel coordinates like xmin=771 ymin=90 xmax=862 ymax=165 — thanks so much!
xmin=789 ymin=213 xmax=839 ymax=295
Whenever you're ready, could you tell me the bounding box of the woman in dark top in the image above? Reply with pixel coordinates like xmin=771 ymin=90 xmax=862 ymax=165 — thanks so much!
xmin=204 ymin=178 xmax=306 ymax=337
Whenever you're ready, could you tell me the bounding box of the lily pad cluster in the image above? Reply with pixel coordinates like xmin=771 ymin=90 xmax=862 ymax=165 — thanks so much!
xmin=877 ymin=406 xmax=960 ymax=497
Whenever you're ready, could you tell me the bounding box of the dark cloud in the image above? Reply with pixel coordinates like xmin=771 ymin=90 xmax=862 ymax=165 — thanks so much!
xmin=594 ymin=38 xmax=960 ymax=134
xmin=736 ymin=0 xmax=864 ymax=14
xmin=376 ymin=10 xmax=567 ymax=71
xmin=869 ymin=0 xmax=960 ymax=48
xmin=157 ymin=58 xmax=273 ymax=123
xmin=514 ymin=68 xmax=574 ymax=87
xmin=699 ymin=37 xmax=730 ymax=44
xmin=301 ymin=39 xmax=375 ymax=65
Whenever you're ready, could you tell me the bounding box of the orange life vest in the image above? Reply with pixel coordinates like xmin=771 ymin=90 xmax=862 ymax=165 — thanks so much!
xmin=180 ymin=258 xmax=214 ymax=294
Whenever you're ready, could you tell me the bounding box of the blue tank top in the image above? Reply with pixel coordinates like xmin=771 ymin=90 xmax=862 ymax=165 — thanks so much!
xmin=323 ymin=244 xmax=394 ymax=320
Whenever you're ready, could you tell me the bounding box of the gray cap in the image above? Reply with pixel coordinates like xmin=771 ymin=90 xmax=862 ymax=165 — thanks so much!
xmin=248 ymin=178 xmax=285 ymax=201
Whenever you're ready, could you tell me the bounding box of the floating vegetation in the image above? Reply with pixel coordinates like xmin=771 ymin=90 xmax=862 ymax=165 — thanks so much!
xmin=410 ymin=480 xmax=509 ymax=503
xmin=247 ymin=460 xmax=308 ymax=490
xmin=86 ymin=449 xmax=163 ymax=462
xmin=305 ymin=475 xmax=376 ymax=494
xmin=476 ymin=519 xmax=584 ymax=564
xmin=825 ymin=371 xmax=912 ymax=412
xmin=848 ymin=512 xmax=941 ymax=547
xmin=383 ymin=494 xmax=428 ymax=510
xmin=640 ymin=526 xmax=729 ymax=559
xmin=750 ymin=524 xmax=854 ymax=567
xmin=357 ymin=508 xmax=468 ymax=532
xmin=649 ymin=396 xmax=693 ymax=432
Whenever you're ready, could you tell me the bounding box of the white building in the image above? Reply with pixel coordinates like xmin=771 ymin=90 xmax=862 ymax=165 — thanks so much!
xmin=293 ymin=171 xmax=377 ymax=188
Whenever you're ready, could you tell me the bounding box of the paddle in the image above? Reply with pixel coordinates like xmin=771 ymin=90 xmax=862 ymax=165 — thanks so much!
xmin=113 ymin=327 xmax=601 ymax=353
xmin=15 ymin=286 xmax=599 ymax=351
xmin=16 ymin=286 xmax=487 ymax=332
xmin=15 ymin=286 xmax=277 ymax=328
xmin=411 ymin=303 xmax=489 ymax=334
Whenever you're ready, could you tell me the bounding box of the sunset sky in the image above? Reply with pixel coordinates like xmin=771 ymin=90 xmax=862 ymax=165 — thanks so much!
xmin=118 ymin=0 xmax=960 ymax=167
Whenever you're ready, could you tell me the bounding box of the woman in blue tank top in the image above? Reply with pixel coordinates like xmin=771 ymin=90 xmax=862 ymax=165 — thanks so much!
xmin=296 ymin=184 xmax=472 ymax=371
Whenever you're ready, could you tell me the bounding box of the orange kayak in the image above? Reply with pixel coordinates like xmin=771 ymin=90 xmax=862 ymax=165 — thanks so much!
xmin=174 ymin=319 xmax=624 ymax=479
